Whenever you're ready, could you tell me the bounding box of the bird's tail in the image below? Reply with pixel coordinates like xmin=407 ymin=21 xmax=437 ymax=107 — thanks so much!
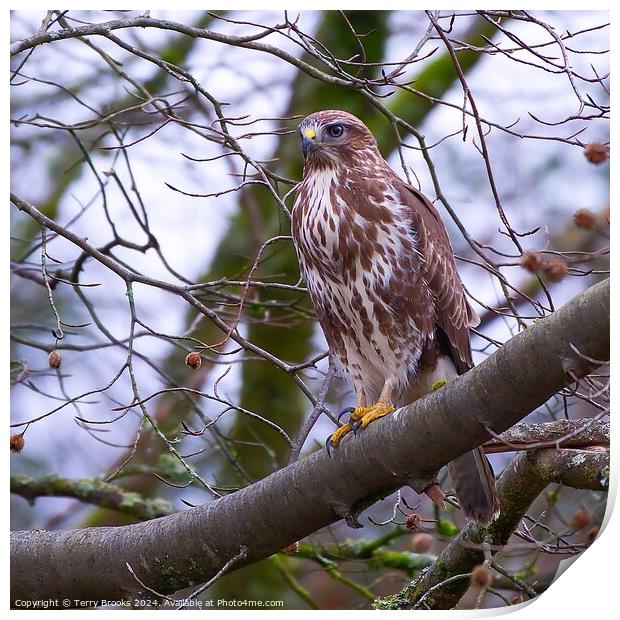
xmin=448 ymin=447 xmax=500 ymax=526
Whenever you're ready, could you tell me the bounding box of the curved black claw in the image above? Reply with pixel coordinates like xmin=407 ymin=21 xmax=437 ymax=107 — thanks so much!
xmin=326 ymin=434 xmax=334 ymax=458
xmin=338 ymin=406 xmax=356 ymax=422
xmin=351 ymin=418 xmax=362 ymax=433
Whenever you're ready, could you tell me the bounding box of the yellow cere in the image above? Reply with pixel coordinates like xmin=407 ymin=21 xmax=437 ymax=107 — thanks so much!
xmin=303 ymin=128 xmax=316 ymax=140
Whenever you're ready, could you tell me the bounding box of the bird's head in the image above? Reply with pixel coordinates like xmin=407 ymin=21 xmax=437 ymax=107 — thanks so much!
xmin=298 ymin=110 xmax=379 ymax=168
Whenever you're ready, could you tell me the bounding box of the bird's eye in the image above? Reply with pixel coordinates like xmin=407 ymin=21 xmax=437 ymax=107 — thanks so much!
xmin=326 ymin=124 xmax=344 ymax=138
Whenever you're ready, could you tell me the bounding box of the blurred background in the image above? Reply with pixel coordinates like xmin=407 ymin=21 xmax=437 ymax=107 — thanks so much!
xmin=10 ymin=10 xmax=609 ymax=610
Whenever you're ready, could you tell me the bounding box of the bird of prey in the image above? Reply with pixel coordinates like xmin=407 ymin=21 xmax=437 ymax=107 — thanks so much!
xmin=291 ymin=109 xmax=499 ymax=524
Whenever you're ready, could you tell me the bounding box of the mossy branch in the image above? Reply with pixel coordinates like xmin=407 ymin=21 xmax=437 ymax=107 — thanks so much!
xmin=293 ymin=529 xmax=435 ymax=577
xmin=384 ymin=446 xmax=609 ymax=610
xmin=11 ymin=473 xmax=174 ymax=522
xmin=483 ymin=419 xmax=609 ymax=454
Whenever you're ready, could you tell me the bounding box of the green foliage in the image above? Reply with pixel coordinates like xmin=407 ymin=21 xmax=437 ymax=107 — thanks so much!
xmin=437 ymin=518 xmax=460 ymax=537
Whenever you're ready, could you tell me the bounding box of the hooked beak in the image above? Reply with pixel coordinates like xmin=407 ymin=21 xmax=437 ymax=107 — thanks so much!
xmin=301 ymin=127 xmax=318 ymax=158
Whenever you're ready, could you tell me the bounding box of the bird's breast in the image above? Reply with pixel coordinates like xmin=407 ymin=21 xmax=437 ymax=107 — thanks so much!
xmin=293 ymin=173 xmax=418 ymax=288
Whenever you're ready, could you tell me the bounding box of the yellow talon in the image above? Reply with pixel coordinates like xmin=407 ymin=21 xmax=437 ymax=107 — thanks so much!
xmin=432 ymin=379 xmax=449 ymax=391
xmin=327 ymin=402 xmax=396 ymax=453
xmin=354 ymin=403 xmax=395 ymax=429
xmin=329 ymin=423 xmax=353 ymax=448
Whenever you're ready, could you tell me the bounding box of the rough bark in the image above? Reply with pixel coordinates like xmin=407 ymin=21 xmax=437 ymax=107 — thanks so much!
xmin=10 ymin=279 xmax=609 ymax=605
xmin=12 ymin=420 xmax=607 ymax=520
xmin=389 ymin=447 xmax=609 ymax=610
xmin=483 ymin=418 xmax=610 ymax=453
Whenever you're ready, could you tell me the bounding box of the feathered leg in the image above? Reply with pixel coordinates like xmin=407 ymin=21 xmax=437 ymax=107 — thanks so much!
xmin=327 ymin=381 xmax=395 ymax=450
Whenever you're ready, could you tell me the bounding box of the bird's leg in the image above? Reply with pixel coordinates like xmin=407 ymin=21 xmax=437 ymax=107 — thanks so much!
xmin=430 ymin=356 xmax=458 ymax=392
xmin=354 ymin=390 xmax=367 ymax=409
xmin=327 ymin=392 xmax=367 ymax=452
xmin=327 ymin=383 xmax=396 ymax=452
xmin=349 ymin=381 xmax=395 ymax=431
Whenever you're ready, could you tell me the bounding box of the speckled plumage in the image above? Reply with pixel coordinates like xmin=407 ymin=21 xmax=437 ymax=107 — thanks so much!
xmin=292 ymin=110 xmax=478 ymax=405
xmin=291 ymin=110 xmax=499 ymax=525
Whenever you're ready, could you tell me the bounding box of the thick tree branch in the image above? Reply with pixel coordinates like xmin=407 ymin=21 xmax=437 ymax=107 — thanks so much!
xmin=12 ymin=422 xmax=605 ymax=523
xmin=10 ymin=279 xmax=609 ymax=605
xmin=388 ymin=446 xmax=609 ymax=610
xmin=483 ymin=418 xmax=610 ymax=454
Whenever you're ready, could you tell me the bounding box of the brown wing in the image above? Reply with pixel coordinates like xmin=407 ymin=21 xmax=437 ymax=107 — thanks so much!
xmin=397 ymin=181 xmax=479 ymax=373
